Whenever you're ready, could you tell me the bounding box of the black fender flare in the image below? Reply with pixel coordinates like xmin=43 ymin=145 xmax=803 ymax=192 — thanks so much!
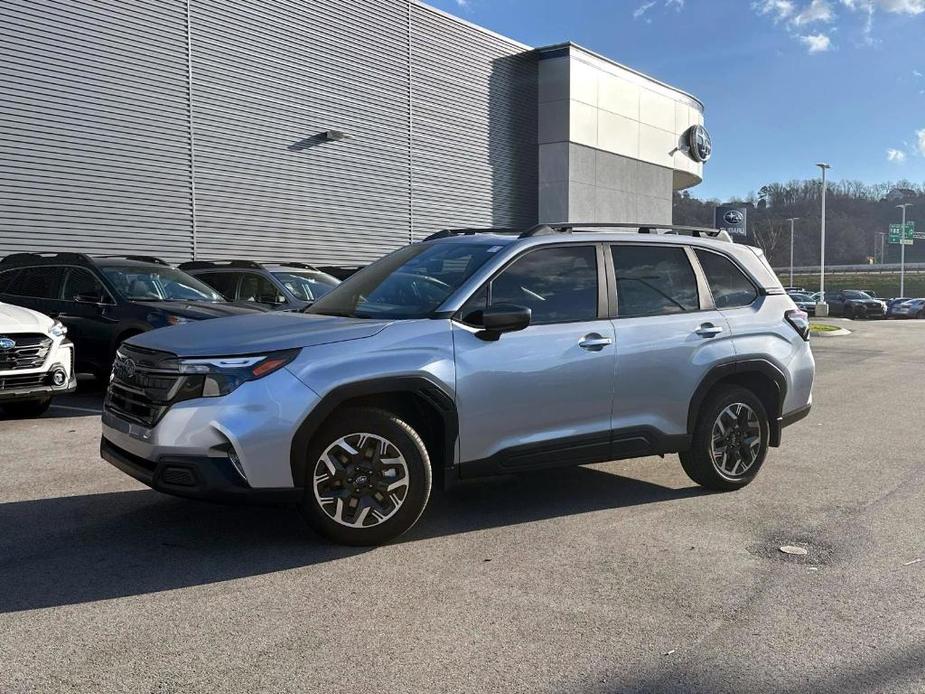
xmin=687 ymin=358 xmax=788 ymax=446
xmin=289 ymin=376 xmax=458 ymax=489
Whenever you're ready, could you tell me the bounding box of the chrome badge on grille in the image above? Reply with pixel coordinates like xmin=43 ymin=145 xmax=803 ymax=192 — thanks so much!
xmin=113 ymin=356 xmax=137 ymax=381
xmin=0 ymin=337 xmax=15 ymax=350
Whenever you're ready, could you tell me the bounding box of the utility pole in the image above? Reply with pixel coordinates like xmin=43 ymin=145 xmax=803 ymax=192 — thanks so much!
xmin=787 ymin=217 xmax=800 ymax=287
xmin=897 ymin=203 xmax=913 ymax=297
xmin=816 ymin=163 xmax=831 ymax=315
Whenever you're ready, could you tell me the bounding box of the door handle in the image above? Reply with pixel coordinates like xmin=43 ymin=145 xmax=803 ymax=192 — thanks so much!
xmin=579 ymin=334 xmax=613 ymax=351
xmin=696 ymin=323 xmax=723 ymax=338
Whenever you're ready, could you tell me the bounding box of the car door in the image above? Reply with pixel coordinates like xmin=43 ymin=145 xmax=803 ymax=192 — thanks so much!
xmin=58 ymin=267 xmax=117 ymax=365
xmin=608 ymin=243 xmax=735 ymax=449
xmin=453 ymin=244 xmax=617 ymax=471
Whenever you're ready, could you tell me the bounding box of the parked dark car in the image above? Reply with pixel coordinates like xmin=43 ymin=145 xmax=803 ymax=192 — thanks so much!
xmin=825 ymin=290 xmax=886 ymax=319
xmin=788 ymin=292 xmax=816 ymax=315
xmin=180 ymin=260 xmax=340 ymax=311
xmin=0 ymin=253 xmax=267 ymax=380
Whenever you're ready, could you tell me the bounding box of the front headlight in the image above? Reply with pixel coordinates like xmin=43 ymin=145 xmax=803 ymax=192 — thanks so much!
xmin=50 ymin=320 xmax=67 ymax=338
xmin=166 ymin=315 xmax=191 ymax=326
xmin=173 ymin=349 xmax=300 ymax=397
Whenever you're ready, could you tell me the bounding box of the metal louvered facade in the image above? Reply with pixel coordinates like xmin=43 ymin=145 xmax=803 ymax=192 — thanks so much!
xmin=0 ymin=0 xmax=194 ymax=262
xmin=0 ymin=0 xmax=538 ymax=265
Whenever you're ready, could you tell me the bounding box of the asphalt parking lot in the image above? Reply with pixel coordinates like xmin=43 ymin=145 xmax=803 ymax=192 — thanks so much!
xmin=2 ymin=319 xmax=924 ymax=693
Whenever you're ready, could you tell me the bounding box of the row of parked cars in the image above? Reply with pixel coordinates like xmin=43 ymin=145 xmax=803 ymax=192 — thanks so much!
xmin=0 ymin=252 xmax=345 ymax=417
xmin=784 ymin=286 xmax=925 ymax=320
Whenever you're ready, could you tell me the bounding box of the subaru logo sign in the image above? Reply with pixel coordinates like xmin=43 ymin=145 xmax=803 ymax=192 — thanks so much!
xmin=686 ymin=124 xmax=712 ymax=163
xmin=723 ymin=210 xmax=744 ymax=225
xmin=0 ymin=337 xmax=15 ymax=350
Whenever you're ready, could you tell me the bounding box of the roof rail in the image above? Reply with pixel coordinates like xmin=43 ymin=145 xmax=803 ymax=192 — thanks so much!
xmin=422 ymin=228 xmax=524 ymax=242
xmin=98 ymin=255 xmax=169 ymax=266
xmin=521 ymin=222 xmax=730 ymax=241
xmin=177 ymin=259 xmax=264 ymax=270
xmin=272 ymin=261 xmax=319 ymax=270
xmin=0 ymin=251 xmax=94 ymax=266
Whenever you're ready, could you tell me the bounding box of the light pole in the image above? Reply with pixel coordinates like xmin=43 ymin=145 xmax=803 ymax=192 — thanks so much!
xmin=787 ymin=217 xmax=800 ymax=288
xmin=897 ymin=203 xmax=913 ymax=297
xmin=816 ymin=163 xmax=831 ymax=315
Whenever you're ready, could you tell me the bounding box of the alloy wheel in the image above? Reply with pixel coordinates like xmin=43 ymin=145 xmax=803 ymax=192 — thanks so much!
xmin=709 ymin=403 xmax=762 ymax=477
xmin=312 ymin=433 xmax=410 ymax=528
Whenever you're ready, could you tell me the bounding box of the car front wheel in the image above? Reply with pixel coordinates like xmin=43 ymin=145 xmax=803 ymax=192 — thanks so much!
xmin=680 ymin=386 xmax=769 ymax=491
xmin=300 ymin=407 xmax=432 ymax=546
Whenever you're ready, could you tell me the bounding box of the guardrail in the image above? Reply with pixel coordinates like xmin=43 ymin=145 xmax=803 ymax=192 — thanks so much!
xmin=773 ymin=263 xmax=925 ymax=275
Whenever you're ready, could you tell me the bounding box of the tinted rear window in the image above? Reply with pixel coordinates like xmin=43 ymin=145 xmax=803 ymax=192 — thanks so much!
xmin=611 ymin=245 xmax=699 ymax=318
xmin=6 ymin=266 xmax=64 ymax=299
xmin=695 ymin=250 xmax=758 ymax=309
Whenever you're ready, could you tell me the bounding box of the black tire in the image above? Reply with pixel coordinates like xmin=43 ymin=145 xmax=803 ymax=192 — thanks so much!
xmin=299 ymin=407 xmax=432 ymax=546
xmin=1 ymin=397 xmax=52 ymax=418
xmin=680 ymin=385 xmax=769 ymax=492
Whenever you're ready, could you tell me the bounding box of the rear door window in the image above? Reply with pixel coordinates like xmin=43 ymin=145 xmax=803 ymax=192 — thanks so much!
xmin=0 ymin=269 xmax=20 ymax=293
xmin=694 ymin=250 xmax=758 ymax=309
xmin=6 ymin=266 xmax=65 ymax=299
xmin=610 ymin=245 xmax=699 ymax=318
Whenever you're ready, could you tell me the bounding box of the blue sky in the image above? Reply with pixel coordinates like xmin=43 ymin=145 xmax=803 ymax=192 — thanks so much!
xmin=426 ymin=0 xmax=925 ymax=201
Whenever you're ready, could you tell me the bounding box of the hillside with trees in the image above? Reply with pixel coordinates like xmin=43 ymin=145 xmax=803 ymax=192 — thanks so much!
xmin=673 ymin=179 xmax=925 ymax=268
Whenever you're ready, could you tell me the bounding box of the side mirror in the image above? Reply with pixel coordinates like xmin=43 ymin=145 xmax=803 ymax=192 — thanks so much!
xmin=477 ymin=304 xmax=531 ymax=341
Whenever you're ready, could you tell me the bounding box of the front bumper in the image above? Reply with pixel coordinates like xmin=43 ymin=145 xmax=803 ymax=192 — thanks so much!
xmin=0 ymin=376 xmax=76 ymax=401
xmin=100 ymin=437 xmax=301 ymax=504
xmin=100 ymin=366 xmax=320 ymax=495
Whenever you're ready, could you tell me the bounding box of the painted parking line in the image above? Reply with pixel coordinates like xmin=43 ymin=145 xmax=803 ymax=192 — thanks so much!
xmin=48 ymin=404 xmax=103 ymax=415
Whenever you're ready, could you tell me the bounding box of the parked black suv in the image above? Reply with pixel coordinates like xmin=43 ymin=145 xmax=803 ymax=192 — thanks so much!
xmin=826 ymin=290 xmax=886 ymax=319
xmin=179 ymin=260 xmax=340 ymax=311
xmin=0 ymin=253 xmax=267 ymax=380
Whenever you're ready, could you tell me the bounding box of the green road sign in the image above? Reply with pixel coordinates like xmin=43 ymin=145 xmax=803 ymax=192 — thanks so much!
xmin=889 ymin=222 xmax=916 ymax=245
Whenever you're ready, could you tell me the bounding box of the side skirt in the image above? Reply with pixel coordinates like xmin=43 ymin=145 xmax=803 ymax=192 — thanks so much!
xmin=457 ymin=428 xmax=690 ymax=480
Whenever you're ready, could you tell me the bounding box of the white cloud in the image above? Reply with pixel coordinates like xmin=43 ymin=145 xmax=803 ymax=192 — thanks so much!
xmin=454 ymin=0 xmax=469 ymax=7
xmin=754 ymin=0 xmax=797 ymax=21
xmin=876 ymin=0 xmax=925 ymax=14
xmin=633 ymin=1 xmax=656 ymax=19
xmin=917 ymin=129 xmax=925 ymax=156
xmin=914 ymin=69 xmax=924 ymax=77
xmin=799 ymin=32 xmax=833 ymax=51
xmin=887 ymin=148 xmax=907 ymax=162
xmin=666 ymin=0 xmax=685 ymax=9
xmin=794 ymin=0 xmax=836 ymax=23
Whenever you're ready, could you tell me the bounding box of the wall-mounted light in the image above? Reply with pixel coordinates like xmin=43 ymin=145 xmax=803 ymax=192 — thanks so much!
xmin=288 ymin=130 xmax=353 ymax=152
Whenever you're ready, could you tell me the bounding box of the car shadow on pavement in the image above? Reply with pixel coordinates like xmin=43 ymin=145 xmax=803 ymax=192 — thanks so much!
xmin=0 ymin=467 xmax=706 ymax=614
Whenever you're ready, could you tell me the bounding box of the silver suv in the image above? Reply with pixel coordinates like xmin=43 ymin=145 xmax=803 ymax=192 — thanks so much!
xmin=100 ymin=224 xmax=814 ymax=545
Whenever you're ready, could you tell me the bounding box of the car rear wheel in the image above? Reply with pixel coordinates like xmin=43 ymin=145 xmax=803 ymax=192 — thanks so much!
xmin=680 ymin=385 xmax=769 ymax=491
xmin=299 ymin=407 xmax=432 ymax=546
xmin=1 ymin=397 xmax=52 ymax=418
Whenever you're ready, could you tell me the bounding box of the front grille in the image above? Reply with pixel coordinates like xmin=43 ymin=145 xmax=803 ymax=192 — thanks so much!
xmin=0 ymin=372 xmax=47 ymax=390
xmin=104 ymin=344 xmax=202 ymax=427
xmin=0 ymin=333 xmax=51 ymax=371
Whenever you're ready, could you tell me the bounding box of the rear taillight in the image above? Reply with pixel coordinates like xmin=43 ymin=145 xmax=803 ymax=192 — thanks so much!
xmin=786 ymin=309 xmax=810 ymax=341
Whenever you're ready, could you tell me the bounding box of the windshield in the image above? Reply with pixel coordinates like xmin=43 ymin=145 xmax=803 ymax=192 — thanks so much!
xmin=102 ymin=265 xmax=225 ymax=302
xmin=844 ymin=290 xmax=873 ymax=300
xmin=307 ymin=242 xmax=501 ymax=319
xmin=790 ymin=293 xmax=811 ymax=301
xmin=271 ymin=270 xmax=340 ymax=302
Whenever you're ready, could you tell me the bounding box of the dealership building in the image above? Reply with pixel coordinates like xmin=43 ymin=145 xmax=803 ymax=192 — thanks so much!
xmin=1 ymin=0 xmax=708 ymax=265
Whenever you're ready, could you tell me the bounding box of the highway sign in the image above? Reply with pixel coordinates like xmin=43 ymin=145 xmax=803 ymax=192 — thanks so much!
xmin=889 ymin=222 xmax=915 ymax=245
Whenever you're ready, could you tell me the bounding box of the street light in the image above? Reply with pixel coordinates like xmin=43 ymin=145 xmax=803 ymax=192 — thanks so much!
xmin=787 ymin=217 xmax=800 ymax=288
xmin=897 ymin=203 xmax=913 ymax=297
xmin=816 ymin=163 xmax=831 ymax=316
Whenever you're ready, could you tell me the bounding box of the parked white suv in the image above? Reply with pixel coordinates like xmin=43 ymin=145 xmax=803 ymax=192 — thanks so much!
xmin=0 ymin=301 xmax=75 ymax=417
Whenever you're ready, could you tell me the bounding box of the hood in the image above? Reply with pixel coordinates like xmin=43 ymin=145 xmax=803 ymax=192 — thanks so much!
xmin=141 ymin=300 xmax=268 ymax=319
xmin=128 ymin=311 xmax=392 ymax=357
xmin=0 ymin=301 xmax=54 ymax=333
